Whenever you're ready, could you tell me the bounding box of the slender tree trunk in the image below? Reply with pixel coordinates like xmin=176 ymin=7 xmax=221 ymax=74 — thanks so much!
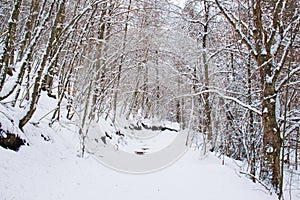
xmin=126 ymin=63 xmax=141 ymax=120
xmin=154 ymin=51 xmax=160 ymax=117
xmin=176 ymin=77 xmax=181 ymax=124
xmin=18 ymin=0 xmax=39 ymax=61
xmin=112 ymin=0 xmax=131 ymax=123
xmin=279 ymin=73 xmax=290 ymax=198
xmin=202 ymin=0 xmax=212 ymax=141
xmin=42 ymin=0 xmax=65 ymax=97
xmin=19 ymin=0 xmax=64 ymax=130
xmin=142 ymin=60 xmax=149 ymax=118
xmin=0 ymin=0 xmax=23 ymax=91
xmin=91 ymin=2 xmax=113 ymax=119
xmin=296 ymin=127 xmax=299 ymax=171
xmin=1 ymin=0 xmax=50 ymax=103
xmin=247 ymin=55 xmax=256 ymax=183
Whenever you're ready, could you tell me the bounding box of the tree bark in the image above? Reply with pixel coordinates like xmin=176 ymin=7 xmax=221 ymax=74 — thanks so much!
xmin=247 ymin=55 xmax=256 ymax=183
xmin=112 ymin=0 xmax=132 ymax=123
xmin=42 ymin=0 xmax=65 ymax=98
xmin=19 ymin=0 xmax=63 ymax=130
xmin=0 ymin=0 xmax=23 ymax=91
xmin=18 ymin=0 xmax=39 ymax=61
xmin=202 ymin=0 xmax=212 ymax=142
xmin=215 ymin=0 xmax=287 ymax=189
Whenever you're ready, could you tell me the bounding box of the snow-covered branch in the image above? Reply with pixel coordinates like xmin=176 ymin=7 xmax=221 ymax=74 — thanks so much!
xmin=266 ymin=0 xmax=285 ymax=51
xmin=276 ymin=65 xmax=300 ymax=92
xmin=214 ymin=0 xmax=257 ymax=57
xmin=177 ymin=89 xmax=262 ymax=115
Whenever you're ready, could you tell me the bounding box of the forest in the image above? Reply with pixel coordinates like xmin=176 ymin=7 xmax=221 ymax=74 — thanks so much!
xmin=0 ymin=0 xmax=299 ymax=199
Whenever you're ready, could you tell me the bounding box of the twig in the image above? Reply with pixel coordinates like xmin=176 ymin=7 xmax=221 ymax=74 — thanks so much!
xmin=240 ymin=171 xmax=272 ymax=192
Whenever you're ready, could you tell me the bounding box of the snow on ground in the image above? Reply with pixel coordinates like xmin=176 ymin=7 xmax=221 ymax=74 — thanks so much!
xmin=0 ymin=94 xmax=279 ymax=200
xmin=84 ymin=115 xmax=188 ymax=173
xmin=0 ymin=118 xmax=278 ymax=200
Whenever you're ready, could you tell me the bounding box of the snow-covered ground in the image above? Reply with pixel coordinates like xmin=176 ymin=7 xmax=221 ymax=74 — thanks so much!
xmin=85 ymin=116 xmax=187 ymax=174
xmin=0 ymin=137 xmax=277 ymax=200
xmin=0 ymin=109 xmax=278 ymax=200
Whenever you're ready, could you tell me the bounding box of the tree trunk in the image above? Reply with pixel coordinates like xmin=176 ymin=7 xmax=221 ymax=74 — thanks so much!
xmin=215 ymin=0 xmax=285 ymax=190
xmin=112 ymin=0 xmax=131 ymax=123
xmin=0 ymin=0 xmax=23 ymax=91
xmin=247 ymin=55 xmax=256 ymax=183
xmin=42 ymin=0 xmax=65 ymax=98
xmin=202 ymin=0 xmax=212 ymax=142
xmin=18 ymin=0 xmax=39 ymax=61
xmin=261 ymin=62 xmax=282 ymax=189
xmin=19 ymin=0 xmax=63 ymax=130
xmin=90 ymin=2 xmax=113 ymax=120
xmin=296 ymin=127 xmax=299 ymax=170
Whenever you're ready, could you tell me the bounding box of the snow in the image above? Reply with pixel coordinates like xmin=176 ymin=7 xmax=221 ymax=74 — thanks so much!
xmin=171 ymin=0 xmax=186 ymax=8
xmin=0 ymin=106 xmax=277 ymax=200
xmin=266 ymin=75 xmax=273 ymax=84
xmin=0 ymin=88 xmax=278 ymax=200
xmin=266 ymin=146 xmax=274 ymax=153
xmin=270 ymin=98 xmax=275 ymax=103
xmin=0 ymin=137 xmax=277 ymax=200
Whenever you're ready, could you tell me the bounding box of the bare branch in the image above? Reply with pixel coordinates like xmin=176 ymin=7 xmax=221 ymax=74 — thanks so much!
xmin=176 ymin=89 xmax=262 ymax=115
xmin=276 ymin=65 xmax=300 ymax=92
xmin=266 ymin=0 xmax=285 ymax=52
xmin=214 ymin=0 xmax=257 ymax=58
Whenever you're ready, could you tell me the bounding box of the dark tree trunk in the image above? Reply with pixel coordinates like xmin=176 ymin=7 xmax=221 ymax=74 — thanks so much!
xmin=260 ymin=59 xmax=282 ymax=189
xmin=202 ymin=0 xmax=212 ymax=142
xmin=19 ymin=0 xmax=63 ymax=130
xmin=0 ymin=0 xmax=23 ymax=91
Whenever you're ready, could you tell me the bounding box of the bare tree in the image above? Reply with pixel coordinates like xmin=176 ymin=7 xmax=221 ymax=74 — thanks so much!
xmin=215 ymin=0 xmax=300 ymax=191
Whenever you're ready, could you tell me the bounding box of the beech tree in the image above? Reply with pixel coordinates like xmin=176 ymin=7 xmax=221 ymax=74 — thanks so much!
xmin=215 ymin=0 xmax=300 ymax=192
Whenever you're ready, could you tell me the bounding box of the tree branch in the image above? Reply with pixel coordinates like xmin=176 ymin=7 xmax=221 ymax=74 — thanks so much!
xmin=180 ymin=89 xmax=262 ymax=115
xmin=276 ymin=65 xmax=300 ymax=92
xmin=214 ymin=0 xmax=257 ymax=58
xmin=266 ymin=0 xmax=285 ymax=51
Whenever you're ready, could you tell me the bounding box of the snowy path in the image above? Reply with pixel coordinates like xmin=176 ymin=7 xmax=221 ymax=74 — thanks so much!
xmin=85 ymin=121 xmax=188 ymax=173
xmin=0 ymin=124 xmax=277 ymax=200
xmin=0 ymin=145 xmax=276 ymax=200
